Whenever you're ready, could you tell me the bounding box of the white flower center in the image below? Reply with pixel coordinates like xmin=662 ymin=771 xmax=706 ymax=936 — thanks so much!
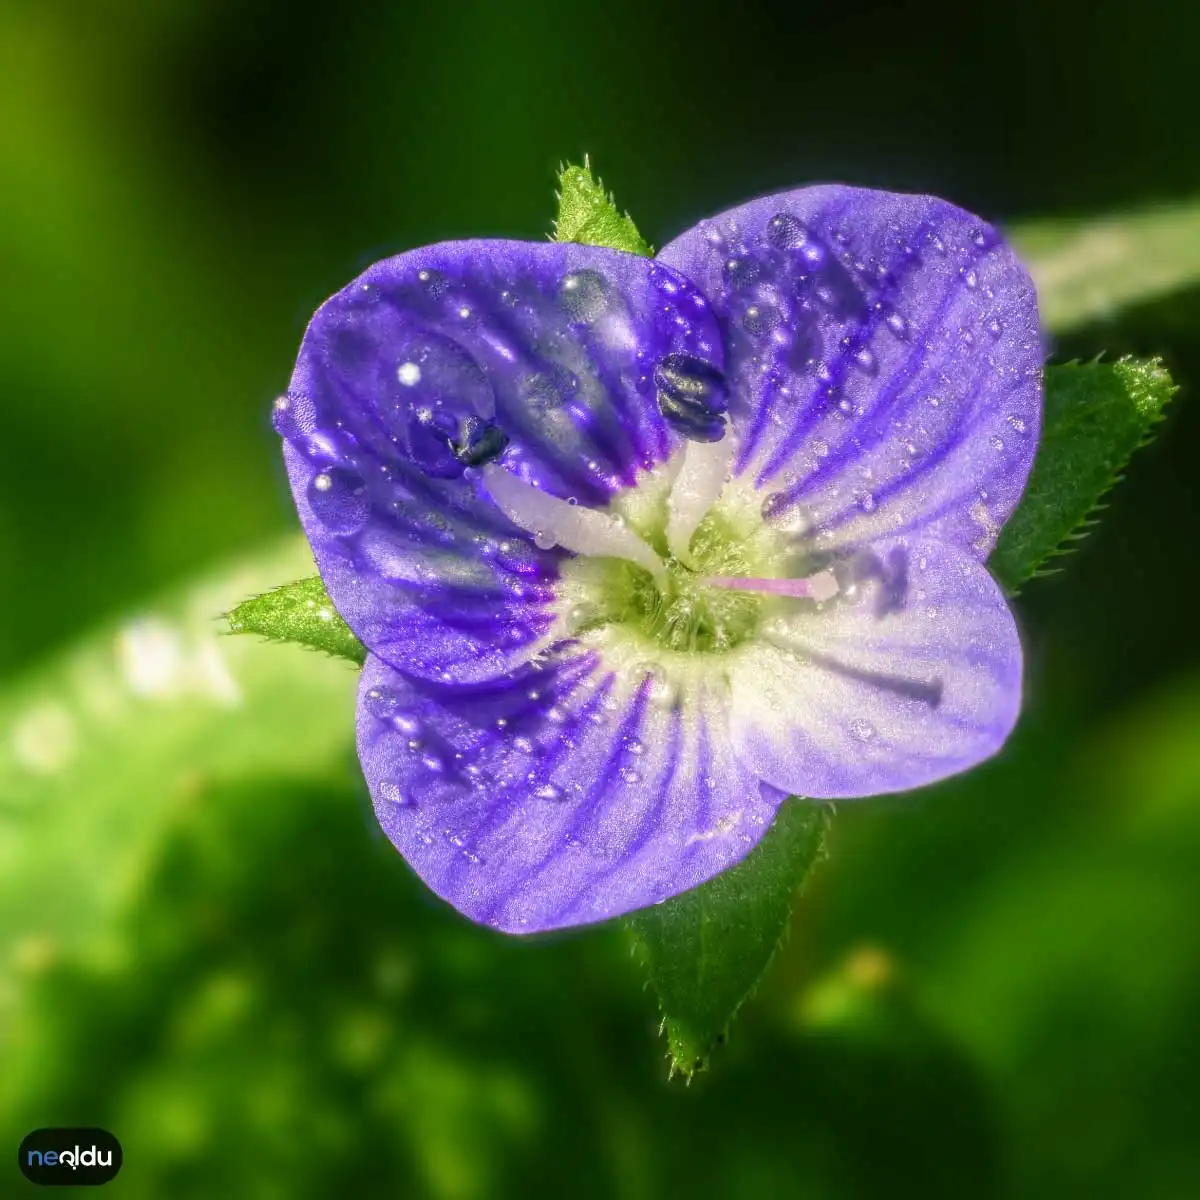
xmin=483 ymin=441 xmax=839 ymax=660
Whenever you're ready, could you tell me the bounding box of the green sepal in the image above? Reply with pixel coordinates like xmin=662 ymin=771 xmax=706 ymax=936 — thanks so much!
xmin=989 ymin=357 xmax=1176 ymax=592
xmin=225 ymin=575 xmax=367 ymax=666
xmin=552 ymin=157 xmax=653 ymax=257
xmin=626 ymin=799 xmax=831 ymax=1079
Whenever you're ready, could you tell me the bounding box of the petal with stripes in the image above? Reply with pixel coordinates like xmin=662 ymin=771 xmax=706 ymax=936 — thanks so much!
xmin=357 ymin=649 xmax=786 ymax=933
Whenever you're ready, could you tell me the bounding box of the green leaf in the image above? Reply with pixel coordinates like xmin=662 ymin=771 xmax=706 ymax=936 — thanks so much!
xmin=989 ymin=357 xmax=1176 ymax=592
xmin=626 ymin=799 xmax=831 ymax=1078
xmin=552 ymin=157 xmax=653 ymax=257
xmin=226 ymin=574 xmax=366 ymax=665
xmin=0 ymin=536 xmax=359 ymax=974
xmin=1014 ymin=195 xmax=1200 ymax=334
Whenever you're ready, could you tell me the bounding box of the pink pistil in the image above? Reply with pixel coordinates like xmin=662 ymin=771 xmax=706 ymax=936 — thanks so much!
xmin=702 ymin=570 xmax=839 ymax=602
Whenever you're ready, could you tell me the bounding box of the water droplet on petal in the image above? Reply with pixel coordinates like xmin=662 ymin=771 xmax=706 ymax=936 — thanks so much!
xmin=1007 ymin=414 xmax=1028 ymax=434
xmin=308 ymin=468 xmax=369 ymax=534
xmin=533 ymin=529 xmax=557 ymax=551
xmin=854 ymin=347 xmax=878 ymax=374
xmin=365 ymin=686 xmax=402 ymax=722
xmin=962 ymin=267 xmax=979 ymax=289
xmin=765 ymin=212 xmax=805 ymax=249
xmin=421 ymin=748 xmax=448 ymax=773
xmin=272 ymin=392 xmax=318 ymax=440
xmin=534 ymin=782 xmax=565 ymax=802
xmin=723 ymin=256 xmax=762 ymax=290
xmin=986 ymin=317 xmax=1004 ymax=340
xmin=378 ymin=780 xmax=414 ymax=807
xmin=558 ymin=269 xmax=610 ymax=322
xmin=850 ymin=718 xmax=877 ymax=742
xmin=742 ymin=302 xmax=781 ymax=337
xmin=397 ymin=361 xmax=421 ymax=386
xmin=761 ymin=493 xmax=807 ymax=536
xmin=391 ymin=710 xmax=423 ymax=737
xmin=990 ymin=435 xmax=1005 ymax=451
xmin=885 ymin=311 xmax=910 ymax=339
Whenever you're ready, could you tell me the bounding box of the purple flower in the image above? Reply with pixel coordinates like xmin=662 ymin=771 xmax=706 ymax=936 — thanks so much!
xmin=275 ymin=186 xmax=1041 ymax=933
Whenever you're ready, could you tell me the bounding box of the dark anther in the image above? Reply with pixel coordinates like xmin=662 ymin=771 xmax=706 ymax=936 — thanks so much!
xmin=654 ymin=353 xmax=729 ymax=443
xmin=450 ymin=418 xmax=509 ymax=467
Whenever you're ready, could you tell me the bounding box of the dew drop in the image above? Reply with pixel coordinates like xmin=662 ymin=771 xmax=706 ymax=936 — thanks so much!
xmin=365 ymin=687 xmax=402 ymax=722
xmin=962 ymin=267 xmax=979 ymax=289
xmin=533 ymin=529 xmax=557 ymax=551
xmin=986 ymin=317 xmax=1004 ymax=340
xmin=849 ymin=718 xmax=877 ymax=742
xmin=378 ymin=781 xmax=414 ymax=807
xmin=416 ymin=268 xmax=447 ymax=295
xmin=558 ymin=269 xmax=610 ymax=322
xmin=626 ymin=739 xmax=645 ymax=757
xmin=857 ymin=492 xmax=877 ymax=513
xmin=421 ymin=748 xmax=448 ymax=774
xmin=765 ymin=211 xmax=805 ymax=249
xmin=854 ymin=347 xmax=878 ymax=374
xmin=534 ymin=782 xmax=565 ymax=802
xmin=885 ymin=311 xmax=910 ymax=339
xmin=620 ymin=766 xmax=641 ymax=784
xmin=1007 ymin=414 xmax=1027 ymax=434
xmin=723 ymin=256 xmax=762 ymax=290
xmin=990 ymin=435 xmax=1005 ymax=451
xmin=760 ymin=491 xmax=806 ymax=536
xmin=742 ymin=302 xmax=781 ymax=337
xmin=272 ymin=392 xmax=318 ymax=441
xmin=307 ymin=468 xmax=369 ymax=535
xmin=391 ymin=710 xmax=423 ymax=737
xmin=513 ymin=735 xmax=536 ymax=754
xmin=397 ymin=361 xmax=421 ymax=386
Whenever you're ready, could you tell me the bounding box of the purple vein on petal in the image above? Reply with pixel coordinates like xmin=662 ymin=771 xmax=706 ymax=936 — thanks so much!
xmin=773 ymin=237 xmax=993 ymax=502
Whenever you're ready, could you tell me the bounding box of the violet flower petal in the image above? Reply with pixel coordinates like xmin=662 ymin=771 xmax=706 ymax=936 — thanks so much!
xmin=279 ymin=241 xmax=722 ymax=682
xmin=656 ymin=186 xmax=1042 ymax=557
xmin=358 ymin=651 xmax=787 ymax=933
xmin=726 ymin=536 xmax=1022 ymax=799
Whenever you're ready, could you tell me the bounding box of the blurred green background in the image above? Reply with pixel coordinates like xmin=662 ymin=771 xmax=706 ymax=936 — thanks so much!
xmin=2 ymin=1 xmax=1199 ymax=1196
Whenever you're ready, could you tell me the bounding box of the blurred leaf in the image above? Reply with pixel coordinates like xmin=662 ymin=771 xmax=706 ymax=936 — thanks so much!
xmin=989 ymin=357 xmax=1176 ymax=592
xmin=1015 ymin=196 xmax=1200 ymax=333
xmin=924 ymin=674 xmax=1200 ymax=1200
xmin=227 ymin=575 xmax=366 ymax=665
xmin=0 ymin=536 xmax=359 ymax=974
xmin=627 ymin=800 xmax=830 ymax=1077
xmin=552 ymin=157 xmax=653 ymax=256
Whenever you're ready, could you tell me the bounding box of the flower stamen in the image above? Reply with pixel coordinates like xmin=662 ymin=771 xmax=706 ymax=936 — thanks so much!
xmin=666 ymin=435 xmax=738 ymax=566
xmin=701 ymin=570 xmax=840 ymax=603
xmin=482 ymin=463 xmax=667 ymax=585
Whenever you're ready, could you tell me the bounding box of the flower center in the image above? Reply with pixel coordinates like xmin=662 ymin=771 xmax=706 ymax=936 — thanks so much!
xmin=482 ymin=441 xmax=838 ymax=663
